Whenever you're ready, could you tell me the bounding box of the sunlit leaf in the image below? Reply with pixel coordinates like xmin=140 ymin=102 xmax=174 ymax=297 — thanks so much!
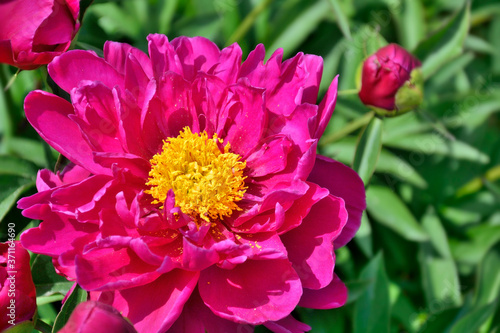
xmin=353 ymin=252 xmax=390 ymax=333
xmin=353 ymin=116 xmax=383 ymax=185
xmin=366 ymin=185 xmax=429 ymax=242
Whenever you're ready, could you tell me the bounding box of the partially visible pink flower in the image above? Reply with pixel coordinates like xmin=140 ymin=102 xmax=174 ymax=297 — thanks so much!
xmin=358 ymin=43 xmax=422 ymax=115
xmin=59 ymin=301 xmax=137 ymax=333
xmin=0 ymin=241 xmax=36 ymax=331
xmin=19 ymin=34 xmax=366 ymax=332
xmin=0 ymin=0 xmax=80 ymax=70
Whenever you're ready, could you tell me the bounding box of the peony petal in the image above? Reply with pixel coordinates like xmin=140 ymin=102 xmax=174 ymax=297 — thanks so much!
xmin=76 ymin=239 xmax=161 ymax=291
xmin=103 ymin=40 xmax=152 ymax=77
xmin=48 ymin=49 xmax=124 ymax=93
xmin=32 ymin=0 xmax=77 ymax=48
xmin=170 ymin=288 xmax=254 ymax=333
xmin=0 ymin=0 xmax=53 ymax=52
xmin=171 ymin=36 xmax=221 ymax=82
xmin=20 ymin=213 xmax=99 ymax=257
xmin=147 ymin=34 xmax=183 ymax=80
xmin=245 ymin=135 xmax=292 ymax=177
xmin=220 ymin=80 xmax=266 ymax=156
xmin=24 ymin=91 xmax=110 ymax=175
xmin=264 ymin=315 xmax=312 ymax=333
xmin=281 ymin=189 xmax=347 ymax=289
xmin=199 ymin=259 xmax=302 ymax=325
xmin=98 ymin=270 xmax=199 ymax=333
xmin=307 ymin=156 xmax=366 ymax=248
xmin=211 ymin=42 xmax=242 ymax=84
xmin=314 ymin=76 xmax=338 ymax=139
xmin=298 ymin=274 xmax=347 ymax=309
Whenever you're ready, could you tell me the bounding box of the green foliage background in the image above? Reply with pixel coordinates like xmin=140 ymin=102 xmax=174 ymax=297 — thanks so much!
xmin=1 ymin=0 xmax=500 ymax=332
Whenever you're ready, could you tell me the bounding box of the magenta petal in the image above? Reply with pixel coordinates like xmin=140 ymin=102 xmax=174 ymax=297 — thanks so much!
xmin=300 ymin=54 xmax=323 ymax=105
xmin=314 ymin=76 xmax=338 ymax=139
xmin=103 ymin=270 xmax=199 ymax=332
xmin=48 ymin=49 xmax=124 ymax=93
xmin=33 ymin=0 xmax=76 ymax=47
xmin=24 ymin=90 xmax=109 ymax=175
xmin=298 ymin=274 xmax=347 ymax=309
xmin=76 ymin=240 xmax=161 ymax=291
xmin=281 ymin=184 xmax=347 ymax=289
xmin=58 ymin=301 xmax=137 ymax=333
xmin=20 ymin=214 xmax=99 ymax=257
xmin=211 ymin=43 xmax=242 ymax=84
xmin=171 ymin=36 xmax=221 ymax=82
xmin=246 ymin=135 xmax=292 ymax=177
xmin=103 ymin=40 xmax=152 ymax=77
xmin=307 ymin=155 xmax=366 ymax=248
xmin=264 ymin=315 xmax=312 ymax=333
xmin=147 ymin=34 xmax=183 ymax=80
xmin=199 ymin=259 xmax=302 ymax=324
xmin=170 ymin=288 xmax=254 ymax=333
xmin=221 ymin=80 xmax=266 ymax=156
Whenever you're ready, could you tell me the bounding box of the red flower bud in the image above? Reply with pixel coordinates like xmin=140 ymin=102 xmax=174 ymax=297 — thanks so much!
xmin=0 ymin=241 xmax=36 ymax=331
xmin=0 ymin=0 xmax=80 ymax=70
xmin=59 ymin=301 xmax=137 ymax=333
xmin=358 ymin=43 xmax=423 ymax=116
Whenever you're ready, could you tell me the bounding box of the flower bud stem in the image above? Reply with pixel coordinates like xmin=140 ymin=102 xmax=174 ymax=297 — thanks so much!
xmin=337 ymin=89 xmax=359 ymax=96
xmin=320 ymin=111 xmax=374 ymax=146
xmin=35 ymin=319 xmax=53 ymax=333
xmin=3 ymin=68 xmax=21 ymax=92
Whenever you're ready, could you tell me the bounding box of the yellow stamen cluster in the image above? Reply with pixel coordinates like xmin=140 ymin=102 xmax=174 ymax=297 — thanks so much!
xmin=146 ymin=127 xmax=247 ymax=222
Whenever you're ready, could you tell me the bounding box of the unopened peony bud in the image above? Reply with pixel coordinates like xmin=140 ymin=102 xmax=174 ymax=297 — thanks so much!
xmin=358 ymin=43 xmax=423 ymax=117
xmin=0 ymin=242 xmax=36 ymax=331
xmin=0 ymin=0 xmax=80 ymax=70
xmin=58 ymin=301 xmax=137 ymax=333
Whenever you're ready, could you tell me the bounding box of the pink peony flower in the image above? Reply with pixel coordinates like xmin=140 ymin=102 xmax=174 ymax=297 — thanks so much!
xmin=19 ymin=34 xmax=366 ymax=332
xmin=358 ymin=43 xmax=422 ymax=116
xmin=0 ymin=241 xmax=36 ymax=331
xmin=0 ymin=0 xmax=80 ymax=70
xmin=58 ymin=301 xmax=137 ymax=333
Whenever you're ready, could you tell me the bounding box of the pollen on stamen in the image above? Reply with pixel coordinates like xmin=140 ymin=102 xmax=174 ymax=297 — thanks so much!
xmin=145 ymin=127 xmax=247 ymax=222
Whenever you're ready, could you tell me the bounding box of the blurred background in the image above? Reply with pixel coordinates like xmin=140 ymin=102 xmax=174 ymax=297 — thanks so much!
xmin=1 ymin=0 xmax=499 ymax=332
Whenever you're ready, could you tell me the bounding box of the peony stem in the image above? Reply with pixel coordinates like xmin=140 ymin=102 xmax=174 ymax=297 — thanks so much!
xmin=226 ymin=0 xmax=274 ymax=45
xmin=319 ymin=111 xmax=374 ymax=146
xmin=34 ymin=319 xmax=53 ymax=333
xmin=337 ymin=89 xmax=359 ymax=96
xmin=3 ymin=68 xmax=21 ymax=92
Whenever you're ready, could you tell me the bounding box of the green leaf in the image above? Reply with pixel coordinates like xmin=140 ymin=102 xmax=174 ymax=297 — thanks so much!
xmin=327 ymin=0 xmax=352 ymax=40
xmin=267 ymin=1 xmax=330 ymax=59
xmin=419 ymin=208 xmax=462 ymax=310
xmin=449 ymin=301 xmax=498 ymax=333
xmin=414 ymin=1 xmax=470 ymax=79
xmin=0 ymin=175 xmax=34 ymax=222
xmin=382 ymin=133 xmax=490 ymax=164
xmin=3 ymin=320 xmax=35 ymax=333
xmin=418 ymin=307 xmax=461 ymax=333
xmin=31 ymin=254 xmax=74 ymax=297
xmin=323 ymin=137 xmax=427 ymax=188
xmin=52 ymin=285 xmax=88 ymax=333
xmin=0 ymin=155 xmax=38 ymax=178
xmin=6 ymin=137 xmax=50 ymax=168
xmin=375 ymin=149 xmax=428 ymax=189
xmin=474 ymin=241 xmax=500 ymax=307
xmin=353 ymin=116 xmax=383 ymax=185
xmin=353 ymin=252 xmax=390 ymax=333
xmin=398 ymin=0 xmax=426 ymax=50
xmin=366 ymin=185 xmax=429 ymax=242
xmin=354 ymin=212 xmax=373 ymax=258
xmin=450 ymin=225 xmax=500 ymax=266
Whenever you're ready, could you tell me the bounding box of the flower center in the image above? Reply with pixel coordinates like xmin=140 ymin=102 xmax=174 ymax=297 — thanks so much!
xmin=145 ymin=127 xmax=247 ymax=222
